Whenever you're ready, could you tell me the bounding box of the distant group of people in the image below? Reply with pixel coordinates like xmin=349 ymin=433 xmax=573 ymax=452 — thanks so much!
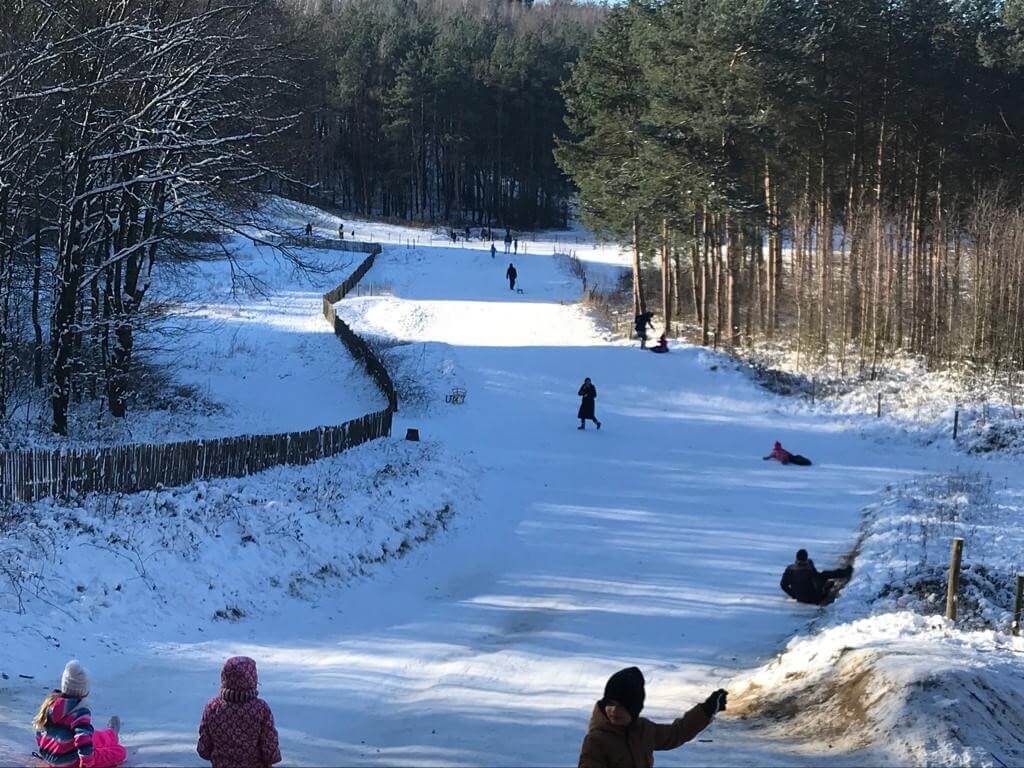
xmin=302 ymin=221 xmax=354 ymax=241
xmin=633 ymin=312 xmax=669 ymax=353
xmin=574 ymin=370 xmax=849 ymax=607
xmin=33 ymin=658 xmax=280 ymax=768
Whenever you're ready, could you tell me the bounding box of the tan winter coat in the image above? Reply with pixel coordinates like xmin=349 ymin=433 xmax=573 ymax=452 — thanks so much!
xmin=578 ymin=701 xmax=710 ymax=768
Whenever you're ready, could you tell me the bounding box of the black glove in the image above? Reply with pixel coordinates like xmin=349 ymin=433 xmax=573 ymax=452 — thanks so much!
xmin=700 ymin=689 xmax=728 ymax=718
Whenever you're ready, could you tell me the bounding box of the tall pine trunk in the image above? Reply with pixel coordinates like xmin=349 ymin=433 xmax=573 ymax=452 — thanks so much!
xmin=662 ymin=218 xmax=671 ymax=334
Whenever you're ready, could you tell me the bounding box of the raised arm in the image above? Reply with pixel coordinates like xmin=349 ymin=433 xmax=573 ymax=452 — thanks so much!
xmin=649 ymin=704 xmax=711 ymax=751
xmin=69 ymin=704 xmax=95 ymax=768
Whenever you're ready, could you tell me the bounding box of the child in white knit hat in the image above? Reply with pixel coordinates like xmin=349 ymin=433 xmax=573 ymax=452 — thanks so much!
xmin=33 ymin=660 xmax=126 ymax=767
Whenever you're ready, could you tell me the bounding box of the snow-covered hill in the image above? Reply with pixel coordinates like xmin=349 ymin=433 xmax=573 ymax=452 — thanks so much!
xmin=1 ymin=200 xmax=1022 ymax=766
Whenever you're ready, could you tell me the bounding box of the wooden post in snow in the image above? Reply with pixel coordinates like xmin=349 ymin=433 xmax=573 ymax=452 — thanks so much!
xmin=953 ymin=407 xmax=960 ymax=440
xmin=876 ymin=392 xmax=882 ymax=418
xmin=1013 ymin=574 xmax=1024 ymax=636
xmin=945 ymin=537 xmax=964 ymax=621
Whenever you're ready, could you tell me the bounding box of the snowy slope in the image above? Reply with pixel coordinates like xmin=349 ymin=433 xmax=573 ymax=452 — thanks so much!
xmin=5 ymin=223 xmax=381 ymax=449
xmin=1 ymin=203 xmax=1019 ymax=766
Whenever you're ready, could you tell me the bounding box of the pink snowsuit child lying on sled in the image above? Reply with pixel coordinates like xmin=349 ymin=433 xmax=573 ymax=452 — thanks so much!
xmin=34 ymin=660 xmax=126 ymax=768
xmin=764 ymin=441 xmax=812 ymax=466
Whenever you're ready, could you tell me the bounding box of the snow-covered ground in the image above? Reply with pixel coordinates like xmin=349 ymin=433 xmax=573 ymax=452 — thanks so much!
xmin=1 ymin=200 xmax=1021 ymax=766
xmin=738 ymin=346 xmax=1024 ymax=457
xmin=3 ymin=214 xmax=382 ymax=449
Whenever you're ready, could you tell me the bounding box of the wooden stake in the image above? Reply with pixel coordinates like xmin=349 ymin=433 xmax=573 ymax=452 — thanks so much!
xmin=876 ymin=392 xmax=882 ymax=418
xmin=946 ymin=537 xmax=964 ymax=621
xmin=1014 ymin=574 xmax=1024 ymax=636
xmin=953 ymin=408 xmax=960 ymax=440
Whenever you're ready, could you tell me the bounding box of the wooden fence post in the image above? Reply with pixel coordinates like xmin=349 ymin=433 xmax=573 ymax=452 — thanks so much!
xmin=876 ymin=392 xmax=882 ymax=418
xmin=953 ymin=407 xmax=960 ymax=440
xmin=1014 ymin=574 xmax=1024 ymax=636
xmin=946 ymin=537 xmax=964 ymax=621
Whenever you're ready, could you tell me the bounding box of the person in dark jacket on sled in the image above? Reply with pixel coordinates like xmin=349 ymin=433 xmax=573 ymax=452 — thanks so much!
xmin=780 ymin=549 xmax=853 ymax=605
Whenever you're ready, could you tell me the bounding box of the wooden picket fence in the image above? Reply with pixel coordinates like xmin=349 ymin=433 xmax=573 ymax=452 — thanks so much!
xmin=320 ymin=243 xmax=399 ymax=413
xmin=0 ymin=240 xmax=397 ymax=502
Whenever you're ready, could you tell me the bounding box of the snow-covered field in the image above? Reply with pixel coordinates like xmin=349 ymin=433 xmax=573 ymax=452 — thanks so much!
xmin=3 ymin=207 xmax=383 ymax=449
xmin=1 ymin=200 xmax=1022 ymax=766
xmin=738 ymin=346 xmax=1024 ymax=457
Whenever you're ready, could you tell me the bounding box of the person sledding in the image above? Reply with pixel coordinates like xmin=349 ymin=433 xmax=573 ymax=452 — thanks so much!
xmin=634 ymin=312 xmax=654 ymax=348
xmin=780 ymin=549 xmax=853 ymax=605
xmin=578 ymin=666 xmax=727 ymax=768
xmin=649 ymin=334 xmax=669 ymax=354
xmin=763 ymin=440 xmax=812 ymax=466
xmin=34 ymin=660 xmax=127 ymax=768
xmin=578 ymin=377 xmax=601 ymax=430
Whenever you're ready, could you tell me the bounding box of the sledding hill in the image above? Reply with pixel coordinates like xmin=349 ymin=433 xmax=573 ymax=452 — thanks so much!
xmin=1 ymin=200 xmax=1018 ymax=766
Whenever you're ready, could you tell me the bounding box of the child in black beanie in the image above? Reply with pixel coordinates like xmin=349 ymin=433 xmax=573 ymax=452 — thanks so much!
xmin=578 ymin=666 xmax=726 ymax=768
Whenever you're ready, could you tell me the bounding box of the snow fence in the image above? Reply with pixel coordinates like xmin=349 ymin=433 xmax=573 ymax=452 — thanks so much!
xmin=0 ymin=241 xmax=397 ymax=502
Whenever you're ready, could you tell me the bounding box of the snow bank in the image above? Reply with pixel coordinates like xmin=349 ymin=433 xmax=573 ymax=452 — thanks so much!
xmin=0 ymin=437 xmax=475 ymax=670
xmin=729 ymin=475 xmax=1024 ymax=767
xmin=714 ymin=346 xmax=1024 ymax=458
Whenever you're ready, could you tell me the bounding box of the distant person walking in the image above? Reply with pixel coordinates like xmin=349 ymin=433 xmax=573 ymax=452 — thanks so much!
xmin=197 ymin=656 xmax=281 ymax=768
xmin=577 ymin=377 xmax=601 ymax=430
xmin=780 ymin=549 xmax=853 ymax=605
xmin=337 ymin=223 xmax=345 ymax=240
xmin=514 ymin=237 xmax=519 ymax=254
xmin=507 ymin=263 xmax=518 ymax=291
xmin=491 ymin=243 xmax=496 ymax=259
xmin=634 ymin=311 xmax=654 ymax=348
xmin=304 ymin=222 xmax=313 ymax=241
xmin=504 ymin=230 xmax=513 ymax=254
xmin=34 ymin=660 xmax=126 ymax=768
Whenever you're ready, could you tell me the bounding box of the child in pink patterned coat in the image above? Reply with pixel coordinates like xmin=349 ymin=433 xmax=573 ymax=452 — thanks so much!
xmin=197 ymin=656 xmax=281 ymax=768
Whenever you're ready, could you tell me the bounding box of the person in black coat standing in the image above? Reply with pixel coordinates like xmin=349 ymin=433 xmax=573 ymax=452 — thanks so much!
xmin=780 ymin=549 xmax=853 ymax=605
xmin=577 ymin=377 xmax=602 ymax=430
xmin=507 ymin=263 xmax=518 ymax=291
xmin=634 ymin=311 xmax=654 ymax=348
